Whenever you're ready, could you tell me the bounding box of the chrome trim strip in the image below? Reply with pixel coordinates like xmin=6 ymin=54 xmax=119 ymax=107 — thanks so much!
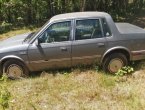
xmin=132 ymin=50 xmax=145 ymax=56
xmin=72 ymin=55 xmax=101 ymax=60
xmin=132 ymin=50 xmax=145 ymax=53
xmin=30 ymin=55 xmax=101 ymax=64
xmin=30 ymin=58 xmax=70 ymax=64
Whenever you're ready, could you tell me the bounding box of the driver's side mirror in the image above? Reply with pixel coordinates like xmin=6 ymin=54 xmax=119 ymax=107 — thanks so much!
xmin=35 ymin=37 xmax=42 ymax=46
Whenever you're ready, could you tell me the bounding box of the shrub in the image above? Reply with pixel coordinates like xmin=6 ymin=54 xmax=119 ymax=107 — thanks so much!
xmin=0 ymin=21 xmax=12 ymax=34
xmin=115 ymin=66 xmax=134 ymax=77
xmin=0 ymin=75 xmax=11 ymax=110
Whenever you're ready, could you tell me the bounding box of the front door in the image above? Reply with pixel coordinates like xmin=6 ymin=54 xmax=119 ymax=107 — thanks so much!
xmin=28 ymin=21 xmax=72 ymax=71
xmin=72 ymin=19 xmax=107 ymax=66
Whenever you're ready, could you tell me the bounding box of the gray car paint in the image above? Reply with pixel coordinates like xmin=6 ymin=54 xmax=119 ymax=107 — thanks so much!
xmin=0 ymin=12 xmax=145 ymax=72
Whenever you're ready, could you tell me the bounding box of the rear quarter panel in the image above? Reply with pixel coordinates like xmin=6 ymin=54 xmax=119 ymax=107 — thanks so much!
xmin=106 ymin=33 xmax=145 ymax=61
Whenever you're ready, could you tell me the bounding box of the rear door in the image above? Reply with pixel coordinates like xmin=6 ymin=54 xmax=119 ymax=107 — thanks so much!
xmin=72 ymin=18 xmax=107 ymax=66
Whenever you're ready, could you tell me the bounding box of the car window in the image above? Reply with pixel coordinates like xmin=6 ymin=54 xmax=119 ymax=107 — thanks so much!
xmin=39 ymin=21 xmax=71 ymax=43
xmin=75 ymin=19 xmax=103 ymax=40
xmin=101 ymin=18 xmax=112 ymax=37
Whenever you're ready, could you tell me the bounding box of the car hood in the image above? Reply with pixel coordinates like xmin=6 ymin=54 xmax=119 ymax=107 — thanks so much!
xmin=0 ymin=33 xmax=31 ymax=48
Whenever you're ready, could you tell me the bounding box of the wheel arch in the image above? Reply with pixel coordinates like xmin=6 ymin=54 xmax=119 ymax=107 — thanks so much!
xmin=0 ymin=55 xmax=26 ymax=69
xmin=101 ymin=47 xmax=131 ymax=64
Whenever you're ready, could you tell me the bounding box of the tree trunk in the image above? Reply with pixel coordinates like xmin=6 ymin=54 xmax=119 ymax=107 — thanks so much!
xmin=27 ymin=0 xmax=32 ymax=24
xmin=81 ymin=0 xmax=86 ymax=11
xmin=0 ymin=2 xmax=2 ymax=22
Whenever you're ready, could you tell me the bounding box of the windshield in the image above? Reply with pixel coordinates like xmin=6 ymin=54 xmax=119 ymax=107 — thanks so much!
xmin=24 ymin=20 xmax=50 ymax=42
xmin=23 ymin=32 xmax=35 ymax=42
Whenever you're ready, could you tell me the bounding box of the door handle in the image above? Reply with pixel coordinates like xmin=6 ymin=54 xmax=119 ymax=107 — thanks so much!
xmin=97 ymin=43 xmax=105 ymax=47
xmin=60 ymin=47 xmax=67 ymax=51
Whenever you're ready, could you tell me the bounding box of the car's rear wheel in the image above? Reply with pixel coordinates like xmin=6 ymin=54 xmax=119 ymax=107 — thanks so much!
xmin=3 ymin=59 xmax=29 ymax=79
xmin=103 ymin=53 xmax=128 ymax=73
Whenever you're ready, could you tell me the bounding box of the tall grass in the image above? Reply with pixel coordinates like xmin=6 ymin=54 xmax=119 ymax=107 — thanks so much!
xmin=0 ymin=28 xmax=145 ymax=110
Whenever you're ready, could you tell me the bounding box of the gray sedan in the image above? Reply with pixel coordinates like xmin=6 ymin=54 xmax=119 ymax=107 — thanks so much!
xmin=0 ymin=12 xmax=145 ymax=78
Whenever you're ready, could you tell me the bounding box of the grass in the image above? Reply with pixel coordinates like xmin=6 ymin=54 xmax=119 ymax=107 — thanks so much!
xmin=0 ymin=27 xmax=37 ymax=40
xmin=0 ymin=28 xmax=145 ymax=110
xmin=1 ymin=67 xmax=145 ymax=110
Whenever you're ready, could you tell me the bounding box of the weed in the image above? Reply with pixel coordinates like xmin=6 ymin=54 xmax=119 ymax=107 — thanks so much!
xmin=63 ymin=72 xmax=70 ymax=75
xmin=115 ymin=66 xmax=134 ymax=77
xmin=92 ymin=64 xmax=100 ymax=72
xmin=0 ymin=86 xmax=11 ymax=110
xmin=0 ymin=75 xmax=8 ymax=82
xmin=115 ymin=66 xmax=134 ymax=82
xmin=0 ymin=75 xmax=11 ymax=110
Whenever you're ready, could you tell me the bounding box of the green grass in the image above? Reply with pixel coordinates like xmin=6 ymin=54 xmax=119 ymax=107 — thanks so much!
xmin=0 ymin=28 xmax=145 ymax=110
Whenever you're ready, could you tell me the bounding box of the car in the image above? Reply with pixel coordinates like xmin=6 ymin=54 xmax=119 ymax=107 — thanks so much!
xmin=0 ymin=11 xmax=145 ymax=78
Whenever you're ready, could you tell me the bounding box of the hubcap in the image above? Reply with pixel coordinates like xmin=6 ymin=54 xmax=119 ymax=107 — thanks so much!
xmin=108 ymin=58 xmax=124 ymax=73
xmin=7 ymin=64 xmax=23 ymax=78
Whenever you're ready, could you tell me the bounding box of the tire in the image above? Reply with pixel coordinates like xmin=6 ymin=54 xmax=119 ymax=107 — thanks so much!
xmin=3 ymin=59 xmax=29 ymax=79
xmin=102 ymin=53 xmax=128 ymax=73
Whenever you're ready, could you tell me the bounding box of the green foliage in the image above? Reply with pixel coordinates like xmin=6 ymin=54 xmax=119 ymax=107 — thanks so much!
xmin=16 ymin=17 xmax=24 ymax=26
xmin=0 ymin=75 xmax=11 ymax=110
xmin=0 ymin=0 xmax=145 ymax=33
xmin=63 ymin=72 xmax=69 ymax=75
xmin=0 ymin=21 xmax=12 ymax=34
xmin=93 ymin=65 xmax=100 ymax=72
xmin=0 ymin=74 xmax=8 ymax=82
xmin=115 ymin=66 xmax=134 ymax=77
xmin=0 ymin=86 xmax=11 ymax=110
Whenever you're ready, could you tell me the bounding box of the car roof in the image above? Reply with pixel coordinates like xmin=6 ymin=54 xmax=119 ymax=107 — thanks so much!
xmin=50 ymin=12 xmax=110 ymax=22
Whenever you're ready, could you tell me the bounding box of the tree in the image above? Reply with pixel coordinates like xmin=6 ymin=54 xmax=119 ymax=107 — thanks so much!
xmin=0 ymin=0 xmax=144 ymax=28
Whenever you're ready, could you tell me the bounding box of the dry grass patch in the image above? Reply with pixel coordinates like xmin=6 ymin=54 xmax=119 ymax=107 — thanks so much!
xmin=0 ymin=27 xmax=37 ymax=40
xmin=0 ymin=67 xmax=143 ymax=110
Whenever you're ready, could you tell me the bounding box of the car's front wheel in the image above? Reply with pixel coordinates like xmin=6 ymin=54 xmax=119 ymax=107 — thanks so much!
xmin=103 ymin=53 xmax=128 ymax=73
xmin=3 ymin=59 xmax=29 ymax=79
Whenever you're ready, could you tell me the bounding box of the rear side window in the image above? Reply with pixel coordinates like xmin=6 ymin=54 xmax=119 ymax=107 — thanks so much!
xmin=75 ymin=19 xmax=103 ymax=40
xmin=101 ymin=18 xmax=112 ymax=37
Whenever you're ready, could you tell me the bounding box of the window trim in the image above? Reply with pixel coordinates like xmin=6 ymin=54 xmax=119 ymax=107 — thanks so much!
xmin=100 ymin=18 xmax=112 ymax=37
xmin=74 ymin=18 xmax=104 ymax=41
xmin=32 ymin=20 xmax=73 ymax=44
